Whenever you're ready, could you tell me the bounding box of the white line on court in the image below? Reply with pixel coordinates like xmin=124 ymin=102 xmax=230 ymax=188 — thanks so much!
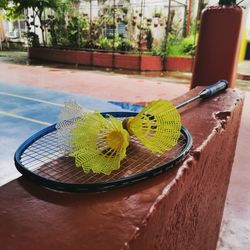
xmin=0 ymin=91 xmax=64 ymax=107
xmin=0 ymin=110 xmax=52 ymax=126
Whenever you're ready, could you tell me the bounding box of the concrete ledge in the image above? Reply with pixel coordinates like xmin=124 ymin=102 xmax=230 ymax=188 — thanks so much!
xmin=0 ymin=88 xmax=243 ymax=250
xmin=129 ymin=91 xmax=243 ymax=249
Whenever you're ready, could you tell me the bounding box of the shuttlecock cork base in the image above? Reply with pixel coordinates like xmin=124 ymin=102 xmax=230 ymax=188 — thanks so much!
xmin=70 ymin=112 xmax=130 ymax=175
xmin=122 ymin=99 xmax=182 ymax=154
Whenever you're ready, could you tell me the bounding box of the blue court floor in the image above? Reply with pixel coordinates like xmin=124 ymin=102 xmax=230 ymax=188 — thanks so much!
xmin=0 ymin=82 xmax=142 ymax=186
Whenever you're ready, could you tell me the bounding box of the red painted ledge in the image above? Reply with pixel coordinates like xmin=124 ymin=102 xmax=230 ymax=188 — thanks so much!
xmin=29 ymin=47 xmax=92 ymax=65
xmin=141 ymin=55 xmax=163 ymax=71
xmin=165 ymin=56 xmax=193 ymax=72
xmin=28 ymin=47 xmax=193 ymax=72
xmin=115 ymin=54 xmax=140 ymax=70
xmin=92 ymin=52 xmax=113 ymax=68
xmin=0 ymin=88 xmax=243 ymax=250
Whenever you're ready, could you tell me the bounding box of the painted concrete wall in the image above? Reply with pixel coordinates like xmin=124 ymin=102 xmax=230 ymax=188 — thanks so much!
xmin=0 ymin=87 xmax=243 ymax=250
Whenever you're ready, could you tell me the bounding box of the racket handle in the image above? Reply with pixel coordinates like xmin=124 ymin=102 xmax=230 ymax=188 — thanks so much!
xmin=199 ymin=80 xmax=228 ymax=99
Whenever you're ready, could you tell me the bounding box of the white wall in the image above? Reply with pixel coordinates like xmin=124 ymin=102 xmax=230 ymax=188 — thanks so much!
xmin=247 ymin=7 xmax=250 ymax=29
xmin=244 ymin=1 xmax=250 ymax=39
xmin=79 ymin=0 xmax=99 ymax=18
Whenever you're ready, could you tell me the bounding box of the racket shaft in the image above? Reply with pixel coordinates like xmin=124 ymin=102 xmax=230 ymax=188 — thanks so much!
xmin=176 ymin=80 xmax=228 ymax=110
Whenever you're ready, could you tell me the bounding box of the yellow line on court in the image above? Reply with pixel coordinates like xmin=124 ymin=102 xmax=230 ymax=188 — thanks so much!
xmin=0 ymin=110 xmax=52 ymax=126
xmin=0 ymin=91 xmax=64 ymax=107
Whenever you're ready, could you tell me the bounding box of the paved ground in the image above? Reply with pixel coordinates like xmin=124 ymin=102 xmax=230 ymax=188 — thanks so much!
xmin=0 ymin=82 xmax=143 ymax=185
xmin=0 ymin=59 xmax=188 ymax=103
xmin=0 ymin=51 xmax=249 ymax=249
xmin=217 ymin=91 xmax=250 ymax=250
xmin=238 ymin=60 xmax=250 ymax=81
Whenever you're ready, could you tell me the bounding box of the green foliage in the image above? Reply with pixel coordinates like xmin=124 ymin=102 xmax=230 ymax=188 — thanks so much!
xmin=1 ymin=0 xmax=64 ymax=19
xmin=54 ymin=0 xmax=74 ymax=15
xmin=181 ymin=36 xmax=196 ymax=55
xmin=1 ymin=0 xmax=198 ymax=56
xmin=96 ymin=35 xmax=133 ymax=51
xmin=1 ymin=0 xmax=74 ymax=46
xmin=67 ymin=15 xmax=88 ymax=47
xmin=118 ymin=37 xmax=133 ymax=51
xmin=167 ymin=44 xmax=183 ymax=56
xmin=48 ymin=13 xmax=89 ymax=47
xmin=150 ymin=48 xmax=167 ymax=63
xmin=190 ymin=21 xmax=197 ymax=36
xmin=146 ymin=29 xmax=153 ymax=50
xmin=0 ymin=0 xmax=9 ymax=8
xmin=167 ymin=35 xmax=197 ymax=57
xmin=48 ymin=15 xmax=67 ymax=46
xmin=150 ymin=32 xmax=197 ymax=57
xmin=96 ymin=35 xmax=112 ymax=50
xmin=27 ymin=32 xmax=40 ymax=47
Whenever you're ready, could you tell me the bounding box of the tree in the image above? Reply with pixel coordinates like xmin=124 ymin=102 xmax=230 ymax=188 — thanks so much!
xmin=0 ymin=0 xmax=9 ymax=9
xmin=0 ymin=0 xmax=73 ymax=46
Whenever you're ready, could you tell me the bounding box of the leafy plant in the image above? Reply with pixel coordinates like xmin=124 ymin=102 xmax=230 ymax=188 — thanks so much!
xmin=117 ymin=38 xmax=133 ymax=51
xmin=48 ymin=16 xmax=67 ymax=46
xmin=1 ymin=0 xmax=74 ymax=46
xmin=96 ymin=34 xmax=133 ymax=52
xmin=146 ymin=29 xmax=153 ymax=50
xmin=167 ymin=35 xmax=197 ymax=56
xmin=67 ymin=15 xmax=88 ymax=47
xmin=181 ymin=35 xmax=196 ymax=55
xmin=27 ymin=31 xmax=40 ymax=47
xmin=96 ymin=35 xmax=112 ymax=50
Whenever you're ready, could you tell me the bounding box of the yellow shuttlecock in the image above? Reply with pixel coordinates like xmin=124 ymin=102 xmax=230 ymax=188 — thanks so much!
xmin=70 ymin=112 xmax=130 ymax=175
xmin=123 ymin=99 xmax=181 ymax=154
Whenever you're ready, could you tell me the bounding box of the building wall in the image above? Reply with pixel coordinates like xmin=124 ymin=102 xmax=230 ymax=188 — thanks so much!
xmin=244 ymin=1 xmax=250 ymax=39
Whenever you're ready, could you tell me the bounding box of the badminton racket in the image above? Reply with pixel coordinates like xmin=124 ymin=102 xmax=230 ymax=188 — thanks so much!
xmin=14 ymin=80 xmax=228 ymax=192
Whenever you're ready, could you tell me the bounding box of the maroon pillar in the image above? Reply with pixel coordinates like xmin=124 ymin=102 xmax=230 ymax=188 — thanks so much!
xmin=191 ymin=5 xmax=243 ymax=89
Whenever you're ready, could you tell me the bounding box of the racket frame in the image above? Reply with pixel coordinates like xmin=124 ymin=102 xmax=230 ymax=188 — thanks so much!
xmin=14 ymin=112 xmax=192 ymax=192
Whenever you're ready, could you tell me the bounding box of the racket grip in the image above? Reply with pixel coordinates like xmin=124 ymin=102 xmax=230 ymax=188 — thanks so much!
xmin=199 ymin=80 xmax=228 ymax=99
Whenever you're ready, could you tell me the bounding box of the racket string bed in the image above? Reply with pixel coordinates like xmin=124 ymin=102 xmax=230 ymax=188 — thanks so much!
xmin=21 ymin=136 xmax=64 ymax=167
xmin=18 ymin=129 xmax=188 ymax=185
